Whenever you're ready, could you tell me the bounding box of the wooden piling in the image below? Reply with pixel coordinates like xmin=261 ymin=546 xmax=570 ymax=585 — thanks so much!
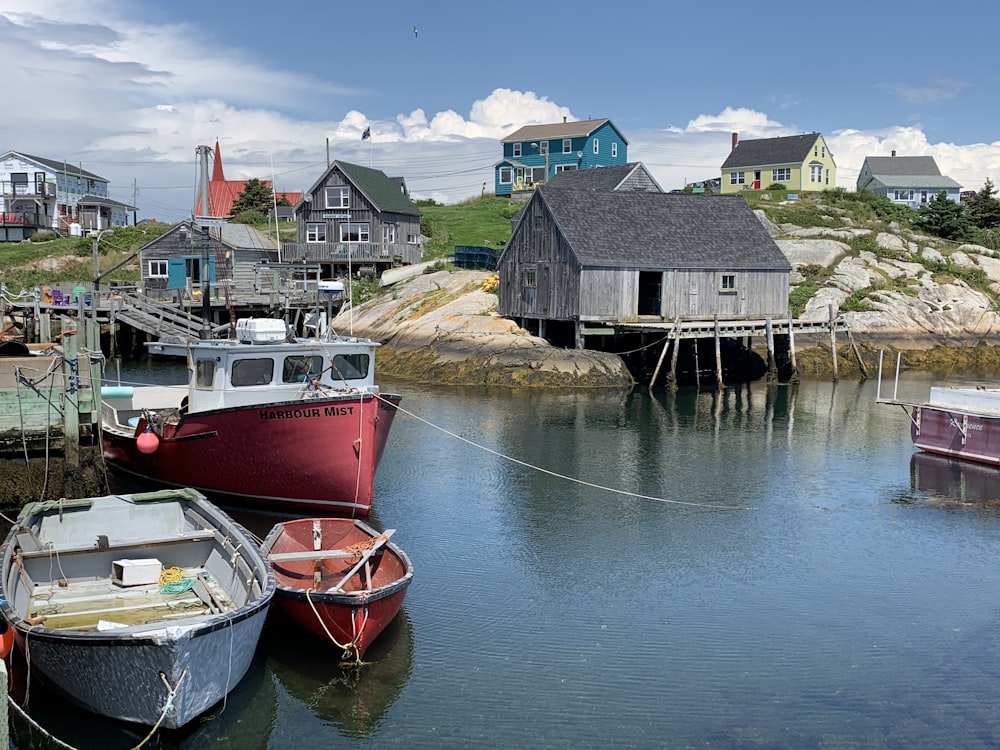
xmin=828 ymin=304 xmax=839 ymax=383
xmin=765 ymin=317 xmax=777 ymax=385
xmin=62 ymin=328 xmax=80 ymax=469
xmin=786 ymin=310 xmax=799 ymax=384
xmin=714 ymin=315 xmax=723 ymax=389
xmin=649 ymin=336 xmax=671 ymax=392
xmin=848 ymin=329 xmax=868 ymax=380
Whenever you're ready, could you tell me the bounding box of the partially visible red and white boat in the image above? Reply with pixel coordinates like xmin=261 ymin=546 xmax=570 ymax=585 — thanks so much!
xmin=101 ymin=319 xmax=401 ymax=515
xmin=260 ymin=517 xmax=413 ymax=662
xmin=878 ymin=351 xmax=1000 ymax=465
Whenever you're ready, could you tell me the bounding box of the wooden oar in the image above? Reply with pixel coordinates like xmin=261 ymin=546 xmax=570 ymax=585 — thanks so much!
xmin=329 ymin=529 xmax=395 ymax=592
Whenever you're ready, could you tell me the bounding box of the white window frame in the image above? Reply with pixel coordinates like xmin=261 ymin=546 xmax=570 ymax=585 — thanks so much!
xmin=325 ymin=186 xmax=349 ymax=209
xmin=593 ymin=139 xmax=599 ymax=155
xmin=539 ymin=141 xmax=548 ymax=156
xmin=719 ymin=273 xmax=737 ymax=293
xmin=382 ymin=223 xmax=396 ymax=244
xmin=562 ymin=139 xmax=572 ymax=154
xmin=407 ymin=233 xmax=418 ymax=244
xmin=772 ymin=168 xmax=791 ymax=181
xmin=611 ymin=142 xmax=617 ymax=158
xmin=729 ymin=171 xmax=746 ymax=185
xmin=148 ymin=260 xmax=168 ymax=278
xmin=554 ymin=164 xmax=577 ymax=173
xmin=306 ymin=223 xmax=327 ymax=243
xmin=513 ymin=143 xmax=521 ymax=158
xmin=809 ymin=165 xmax=823 ymax=183
xmin=523 ymin=266 xmax=537 ymax=288
xmin=499 ymin=166 xmax=513 ymax=184
xmin=340 ymin=222 xmax=370 ymax=243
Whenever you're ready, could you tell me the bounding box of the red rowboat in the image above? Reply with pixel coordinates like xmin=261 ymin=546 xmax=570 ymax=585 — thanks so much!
xmin=260 ymin=517 xmax=413 ymax=662
xmin=101 ymin=319 xmax=401 ymax=515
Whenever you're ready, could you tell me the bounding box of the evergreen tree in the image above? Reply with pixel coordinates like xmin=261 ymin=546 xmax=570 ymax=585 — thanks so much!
xmin=230 ymin=178 xmax=275 ymax=217
xmin=964 ymin=178 xmax=1000 ymax=229
xmin=916 ymin=191 xmax=973 ymax=241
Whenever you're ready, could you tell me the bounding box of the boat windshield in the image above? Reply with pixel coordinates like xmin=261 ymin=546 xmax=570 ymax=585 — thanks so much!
xmin=330 ymin=353 xmax=369 ymax=381
xmin=282 ymin=355 xmax=323 ymax=383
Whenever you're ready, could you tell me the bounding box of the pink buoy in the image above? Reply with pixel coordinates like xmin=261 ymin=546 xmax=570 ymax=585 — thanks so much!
xmin=137 ymin=430 xmax=159 ymax=454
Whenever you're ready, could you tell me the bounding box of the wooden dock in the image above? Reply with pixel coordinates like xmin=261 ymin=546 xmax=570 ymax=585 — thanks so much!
xmin=599 ymin=310 xmax=859 ymax=390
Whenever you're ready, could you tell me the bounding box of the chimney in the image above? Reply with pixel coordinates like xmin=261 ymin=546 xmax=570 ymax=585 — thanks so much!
xmin=732 ymin=132 xmax=738 ymax=149
xmin=891 ymin=150 xmax=896 ymax=157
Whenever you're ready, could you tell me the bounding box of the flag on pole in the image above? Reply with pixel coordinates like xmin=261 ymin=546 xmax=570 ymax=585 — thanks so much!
xmin=361 ymin=126 xmax=371 ymax=141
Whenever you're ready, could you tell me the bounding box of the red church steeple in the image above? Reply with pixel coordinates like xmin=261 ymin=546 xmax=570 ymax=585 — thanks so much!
xmin=211 ymin=139 xmax=225 ymax=183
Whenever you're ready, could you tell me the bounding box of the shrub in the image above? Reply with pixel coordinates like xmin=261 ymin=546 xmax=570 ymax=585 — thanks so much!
xmin=231 ymin=209 xmax=266 ymax=225
xmin=29 ymin=230 xmax=56 ymax=243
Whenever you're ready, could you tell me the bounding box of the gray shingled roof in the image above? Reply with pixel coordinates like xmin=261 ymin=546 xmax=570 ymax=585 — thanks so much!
xmin=721 ymin=133 xmax=824 ymax=169
xmin=503 ymin=118 xmax=625 ymax=143
xmin=863 ymin=156 xmax=941 ymax=176
xmin=301 ymin=161 xmax=420 ymax=216
xmin=866 ymin=175 xmax=962 ymax=190
xmin=545 ymin=163 xmax=657 ymax=191
xmin=6 ymin=151 xmax=106 ymax=181
xmin=78 ymin=194 xmax=136 ymax=211
xmin=537 ymin=188 xmax=790 ymax=270
xmin=211 ymin=223 xmax=279 ymax=250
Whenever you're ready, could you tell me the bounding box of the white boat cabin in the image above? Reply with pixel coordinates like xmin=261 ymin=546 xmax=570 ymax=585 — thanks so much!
xmin=102 ymin=319 xmax=382 ymax=428
xmin=184 ymin=319 xmax=381 ymax=412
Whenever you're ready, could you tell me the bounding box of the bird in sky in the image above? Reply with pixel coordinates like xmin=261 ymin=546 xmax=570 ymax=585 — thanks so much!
xmin=413 ymin=25 xmax=418 ymax=38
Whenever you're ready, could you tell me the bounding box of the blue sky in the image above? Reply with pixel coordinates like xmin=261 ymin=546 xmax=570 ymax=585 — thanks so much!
xmin=3 ymin=0 xmax=999 ymax=221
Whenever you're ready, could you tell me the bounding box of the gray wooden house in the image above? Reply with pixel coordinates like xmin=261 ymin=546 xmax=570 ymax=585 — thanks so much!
xmin=282 ymin=161 xmax=422 ymax=278
xmin=137 ymin=220 xmax=279 ymax=299
xmin=856 ymin=154 xmax=961 ymax=208
xmin=498 ymin=186 xmax=791 ymax=347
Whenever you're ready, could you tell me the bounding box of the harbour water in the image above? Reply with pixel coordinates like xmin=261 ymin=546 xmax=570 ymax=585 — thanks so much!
xmin=6 ymin=367 xmax=1000 ymax=749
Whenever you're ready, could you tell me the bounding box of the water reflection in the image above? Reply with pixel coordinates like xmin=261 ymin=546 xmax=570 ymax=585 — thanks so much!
xmin=265 ymin=609 xmax=413 ymax=738
xmin=8 ymin=642 xmax=275 ymax=750
xmin=909 ymin=451 xmax=1000 ymax=507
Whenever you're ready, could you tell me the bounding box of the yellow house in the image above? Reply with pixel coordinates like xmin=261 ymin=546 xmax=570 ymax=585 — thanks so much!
xmin=720 ymin=132 xmax=836 ymax=195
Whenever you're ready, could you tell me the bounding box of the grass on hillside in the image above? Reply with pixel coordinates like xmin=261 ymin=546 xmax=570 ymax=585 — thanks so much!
xmin=417 ymin=196 xmax=521 ymax=261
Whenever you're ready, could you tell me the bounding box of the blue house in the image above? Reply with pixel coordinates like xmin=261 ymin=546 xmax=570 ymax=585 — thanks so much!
xmin=494 ymin=118 xmax=628 ymax=197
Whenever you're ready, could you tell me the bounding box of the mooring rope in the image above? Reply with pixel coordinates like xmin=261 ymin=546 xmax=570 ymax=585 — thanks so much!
xmin=129 ymin=668 xmax=189 ymax=750
xmin=7 ymin=696 xmax=80 ymax=750
xmin=375 ymin=394 xmax=748 ymax=511
xmin=304 ymin=588 xmax=362 ymax=664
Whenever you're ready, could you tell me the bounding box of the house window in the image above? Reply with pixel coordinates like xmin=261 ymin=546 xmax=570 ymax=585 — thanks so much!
xmin=821 ymin=146 xmax=826 ymax=158
xmin=809 ymin=165 xmax=822 ymax=183
xmin=894 ymin=190 xmax=914 ymax=201
xmin=306 ymin=223 xmax=327 ymax=243
xmin=325 ymin=186 xmax=349 ymax=209
xmin=554 ymin=164 xmax=577 ymax=173
xmin=562 ymin=139 xmax=572 ymax=154
xmin=513 ymin=143 xmax=521 ymax=158
xmin=612 ymin=142 xmax=617 ymax=158
xmin=499 ymin=166 xmax=513 ymax=184
xmin=148 ymin=260 xmax=168 ymax=278
xmin=772 ymin=168 xmax=791 ymax=181
xmin=382 ymin=224 xmax=396 ymax=244
xmin=730 ymin=172 xmax=746 ymax=185
xmin=539 ymin=141 xmax=548 ymax=155
xmin=340 ymin=223 xmax=370 ymax=243
xmin=593 ymin=139 xmax=599 ymax=155
xmin=523 ymin=267 xmax=537 ymax=288
xmin=407 ymin=233 xmax=418 ymax=244
xmin=719 ymin=273 xmax=737 ymax=293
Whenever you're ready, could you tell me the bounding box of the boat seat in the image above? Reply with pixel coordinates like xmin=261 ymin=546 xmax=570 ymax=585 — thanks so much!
xmin=17 ymin=528 xmax=218 ymax=559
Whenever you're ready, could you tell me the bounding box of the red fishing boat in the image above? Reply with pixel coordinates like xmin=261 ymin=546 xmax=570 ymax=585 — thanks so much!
xmin=101 ymin=319 xmax=401 ymax=515
xmin=878 ymin=351 xmax=1000 ymax=466
xmin=260 ymin=517 xmax=413 ymax=662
